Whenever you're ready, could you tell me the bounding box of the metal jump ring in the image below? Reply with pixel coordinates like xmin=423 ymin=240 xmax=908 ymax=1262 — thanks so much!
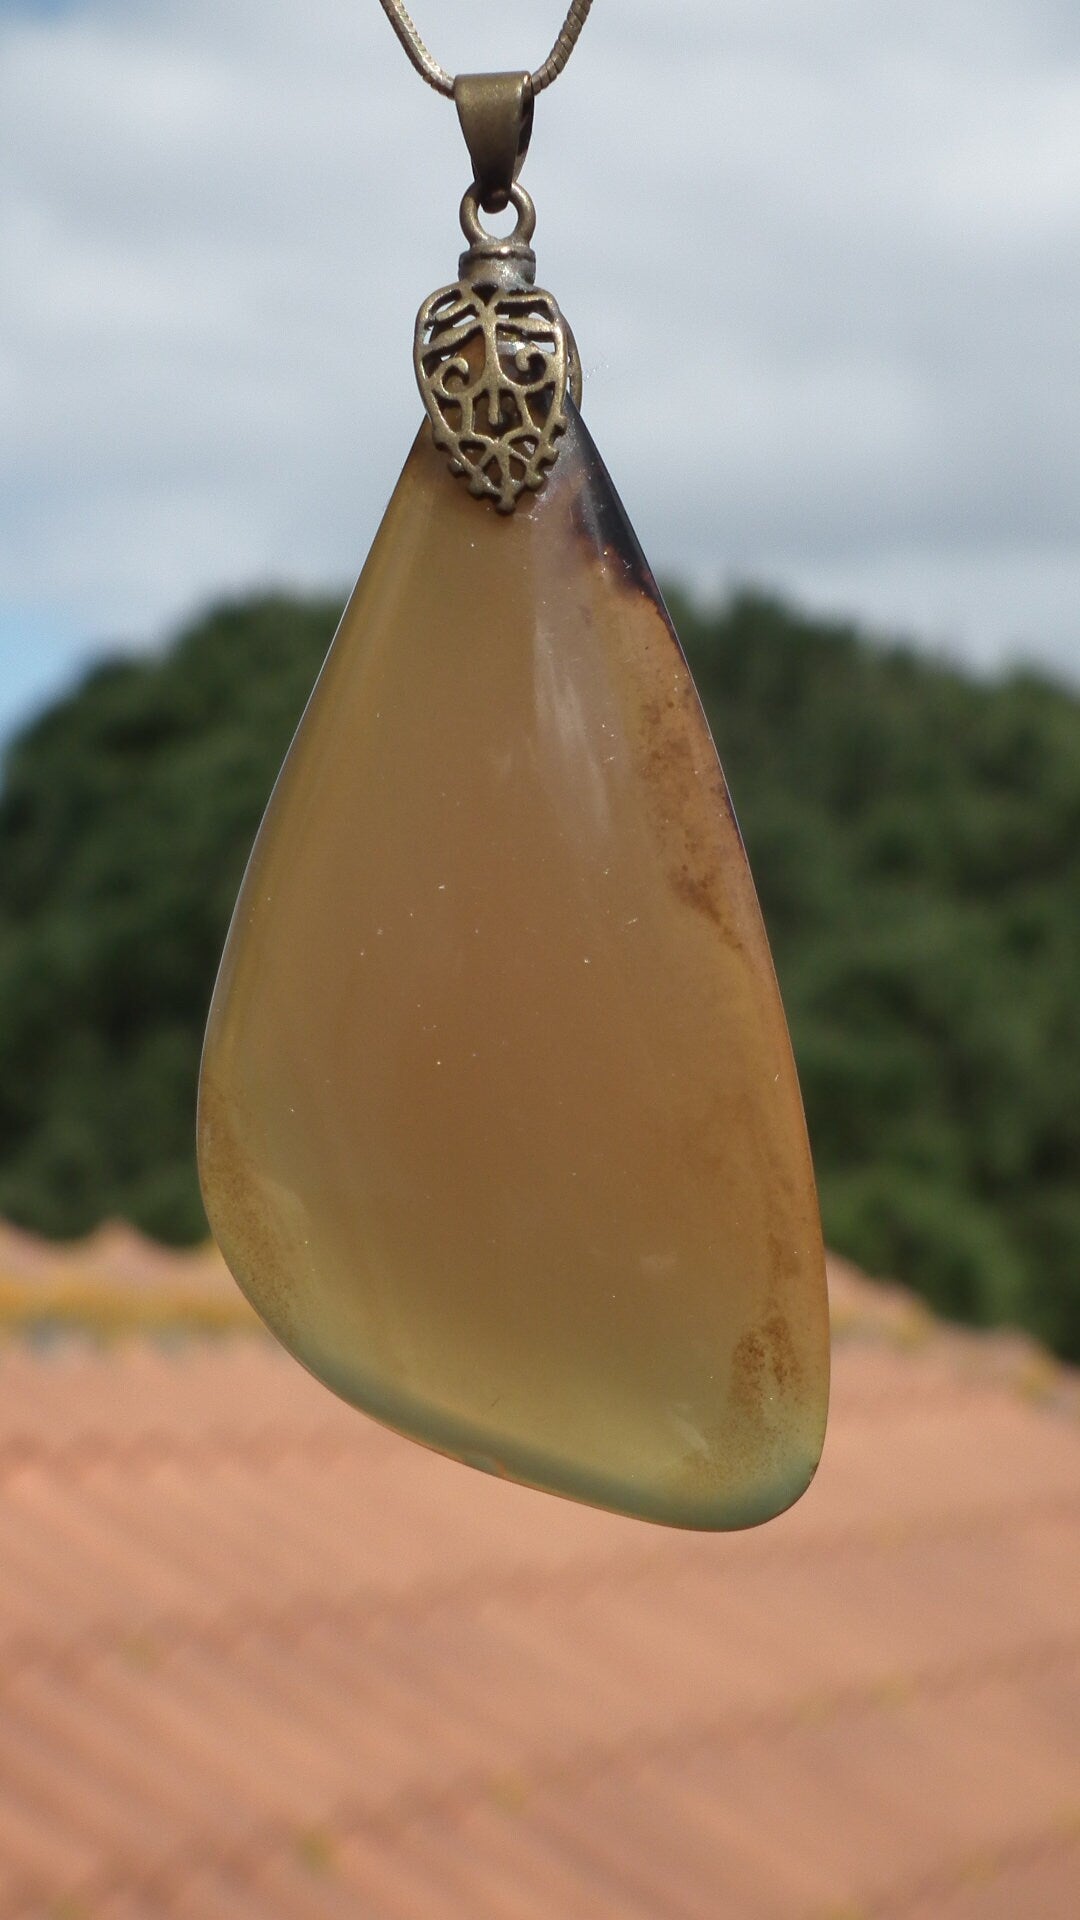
xmin=459 ymin=182 xmax=536 ymax=249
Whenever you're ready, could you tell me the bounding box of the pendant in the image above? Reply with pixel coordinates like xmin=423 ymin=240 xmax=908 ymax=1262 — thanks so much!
xmin=198 ymin=74 xmax=829 ymax=1528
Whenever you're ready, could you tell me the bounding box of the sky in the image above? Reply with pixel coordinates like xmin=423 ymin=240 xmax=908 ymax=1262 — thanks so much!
xmin=3 ymin=0 xmax=1080 ymax=743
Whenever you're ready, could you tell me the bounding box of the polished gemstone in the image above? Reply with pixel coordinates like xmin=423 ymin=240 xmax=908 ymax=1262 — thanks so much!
xmin=198 ymin=405 xmax=830 ymax=1528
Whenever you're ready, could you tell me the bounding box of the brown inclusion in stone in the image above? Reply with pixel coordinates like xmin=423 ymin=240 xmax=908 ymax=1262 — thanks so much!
xmin=198 ymin=405 xmax=830 ymax=1529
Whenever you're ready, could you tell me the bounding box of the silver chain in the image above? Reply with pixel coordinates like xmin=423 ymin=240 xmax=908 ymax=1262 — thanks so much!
xmin=376 ymin=0 xmax=595 ymax=98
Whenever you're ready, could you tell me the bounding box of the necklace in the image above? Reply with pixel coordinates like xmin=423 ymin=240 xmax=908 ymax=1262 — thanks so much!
xmin=197 ymin=3 xmax=830 ymax=1530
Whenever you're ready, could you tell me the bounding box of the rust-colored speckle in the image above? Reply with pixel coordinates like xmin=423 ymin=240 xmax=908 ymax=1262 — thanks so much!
xmin=763 ymin=1311 xmax=800 ymax=1392
xmin=731 ymin=1310 xmax=802 ymax=1414
xmin=768 ymin=1228 xmax=803 ymax=1288
xmin=671 ymin=860 xmax=725 ymax=926
xmin=634 ymin=670 xmax=743 ymax=938
xmin=731 ymin=1326 xmax=769 ymax=1415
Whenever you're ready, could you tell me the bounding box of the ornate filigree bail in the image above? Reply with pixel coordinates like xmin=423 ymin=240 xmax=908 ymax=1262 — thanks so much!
xmin=413 ymin=72 xmax=580 ymax=513
xmin=414 ymin=187 xmax=580 ymax=513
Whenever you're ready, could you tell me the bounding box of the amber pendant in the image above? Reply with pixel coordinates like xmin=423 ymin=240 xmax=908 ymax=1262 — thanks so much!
xmin=198 ymin=143 xmax=829 ymax=1530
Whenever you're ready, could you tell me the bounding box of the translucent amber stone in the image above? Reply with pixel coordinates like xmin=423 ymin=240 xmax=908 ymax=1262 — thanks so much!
xmin=198 ymin=406 xmax=829 ymax=1528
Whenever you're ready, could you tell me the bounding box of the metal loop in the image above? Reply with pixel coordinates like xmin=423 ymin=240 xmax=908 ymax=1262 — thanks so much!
xmin=459 ymin=181 xmax=536 ymax=250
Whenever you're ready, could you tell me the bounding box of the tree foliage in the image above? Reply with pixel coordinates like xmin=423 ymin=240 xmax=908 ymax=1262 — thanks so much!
xmin=1 ymin=589 xmax=1078 ymax=1358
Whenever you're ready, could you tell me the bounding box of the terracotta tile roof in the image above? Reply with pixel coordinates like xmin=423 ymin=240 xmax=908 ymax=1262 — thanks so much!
xmin=0 ymin=1232 xmax=1077 ymax=1918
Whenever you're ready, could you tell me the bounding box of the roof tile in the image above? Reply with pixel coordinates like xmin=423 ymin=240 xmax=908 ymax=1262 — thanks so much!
xmin=0 ymin=1240 xmax=1077 ymax=1916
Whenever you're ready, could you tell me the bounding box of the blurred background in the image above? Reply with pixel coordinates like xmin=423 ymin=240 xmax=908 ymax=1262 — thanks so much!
xmin=1 ymin=4 xmax=1079 ymax=1917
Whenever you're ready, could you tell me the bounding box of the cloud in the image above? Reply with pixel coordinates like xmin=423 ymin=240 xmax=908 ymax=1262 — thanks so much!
xmin=3 ymin=0 xmax=1080 ymax=736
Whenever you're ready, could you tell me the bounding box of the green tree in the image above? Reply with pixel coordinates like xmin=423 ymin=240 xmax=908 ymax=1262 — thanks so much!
xmin=1 ymin=587 xmax=1079 ymax=1359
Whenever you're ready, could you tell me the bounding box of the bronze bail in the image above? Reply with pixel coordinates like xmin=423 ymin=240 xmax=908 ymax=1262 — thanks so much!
xmin=453 ymin=71 xmax=534 ymax=213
